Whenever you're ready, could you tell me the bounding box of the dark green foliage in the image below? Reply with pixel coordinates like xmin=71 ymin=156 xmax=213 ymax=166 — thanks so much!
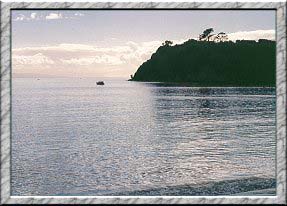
xmin=162 ymin=40 xmax=173 ymax=46
xmin=199 ymin=28 xmax=214 ymax=41
xmin=131 ymin=39 xmax=275 ymax=87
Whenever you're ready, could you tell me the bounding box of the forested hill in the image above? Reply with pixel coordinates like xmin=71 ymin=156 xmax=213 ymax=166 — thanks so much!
xmin=130 ymin=39 xmax=275 ymax=87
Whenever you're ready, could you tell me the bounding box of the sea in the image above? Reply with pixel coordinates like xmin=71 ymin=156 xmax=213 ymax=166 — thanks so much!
xmin=12 ymin=77 xmax=276 ymax=196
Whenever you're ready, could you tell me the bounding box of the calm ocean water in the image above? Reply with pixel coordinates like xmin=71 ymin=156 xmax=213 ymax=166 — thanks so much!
xmin=12 ymin=78 xmax=276 ymax=196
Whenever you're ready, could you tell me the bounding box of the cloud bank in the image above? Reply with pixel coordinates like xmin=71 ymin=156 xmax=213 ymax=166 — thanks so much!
xmin=228 ymin=30 xmax=275 ymax=41
xmin=13 ymin=53 xmax=55 ymax=65
xmin=13 ymin=12 xmax=84 ymax=21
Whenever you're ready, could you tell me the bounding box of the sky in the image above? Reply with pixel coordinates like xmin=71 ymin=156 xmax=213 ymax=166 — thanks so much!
xmin=12 ymin=10 xmax=275 ymax=78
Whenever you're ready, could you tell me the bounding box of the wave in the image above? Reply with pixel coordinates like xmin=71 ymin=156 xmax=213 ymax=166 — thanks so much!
xmin=113 ymin=177 xmax=275 ymax=196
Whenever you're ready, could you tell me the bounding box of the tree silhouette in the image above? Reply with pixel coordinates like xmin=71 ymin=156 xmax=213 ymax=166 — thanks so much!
xmin=199 ymin=29 xmax=229 ymax=43
xmin=162 ymin=40 xmax=173 ymax=46
xmin=208 ymin=34 xmax=217 ymax=41
xmin=216 ymin=32 xmax=228 ymax=42
xmin=199 ymin=28 xmax=214 ymax=41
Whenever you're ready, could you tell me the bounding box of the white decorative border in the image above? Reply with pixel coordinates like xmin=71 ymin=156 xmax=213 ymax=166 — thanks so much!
xmin=1 ymin=1 xmax=286 ymax=204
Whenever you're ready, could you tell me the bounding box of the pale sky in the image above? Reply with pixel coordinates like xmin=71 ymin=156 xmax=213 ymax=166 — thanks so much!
xmin=12 ymin=10 xmax=275 ymax=78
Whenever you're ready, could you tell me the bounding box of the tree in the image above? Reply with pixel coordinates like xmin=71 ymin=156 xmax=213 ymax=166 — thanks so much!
xmin=208 ymin=34 xmax=217 ymax=41
xmin=199 ymin=29 xmax=229 ymax=43
xmin=162 ymin=40 xmax=173 ymax=46
xmin=216 ymin=32 xmax=228 ymax=42
xmin=199 ymin=28 xmax=214 ymax=41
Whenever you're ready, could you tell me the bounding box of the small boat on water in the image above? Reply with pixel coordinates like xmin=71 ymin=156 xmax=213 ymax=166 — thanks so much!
xmin=96 ymin=81 xmax=104 ymax=85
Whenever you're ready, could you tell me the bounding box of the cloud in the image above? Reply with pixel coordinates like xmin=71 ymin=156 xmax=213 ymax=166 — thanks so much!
xmin=74 ymin=12 xmax=84 ymax=17
xmin=12 ymin=41 xmax=161 ymax=77
xmin=228 ymin=30 xmax=275 ymax=41
xmin=13 ymin=44 xmax=96 ymax=53
xmin=13 ymin=53 xmax=55 ymax=66
xmin=30 ymin=13 xmax=37 ymax=19
xmin=60 ymin=57 xmax=95 ymax=66
xmin=61 ymin=55 xmax=124 ymax=66
xmin=13 ymin=42 xmax=161 ymax=57
xmin=14 ymin=14 xmax=26 ymax=21
xmin=13 ymin=13 xmax=39 ymax=21
xmin=13 ymin=12 xmax=84 ymax=22
xmin=45 ymin=13 xmax=63 ymax=20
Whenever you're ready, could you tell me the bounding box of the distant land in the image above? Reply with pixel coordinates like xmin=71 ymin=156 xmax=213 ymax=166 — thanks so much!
xmin=130 ymin=39 xmax=275 ymax=87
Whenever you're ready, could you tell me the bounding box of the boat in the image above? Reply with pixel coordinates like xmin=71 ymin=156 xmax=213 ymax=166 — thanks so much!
xmin=96 ymin=81 xmax=104 ymax=85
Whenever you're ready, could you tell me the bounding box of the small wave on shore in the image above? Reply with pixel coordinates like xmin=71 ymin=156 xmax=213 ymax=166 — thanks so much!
xmin=113 ymin=177 xmax=275 ymax=196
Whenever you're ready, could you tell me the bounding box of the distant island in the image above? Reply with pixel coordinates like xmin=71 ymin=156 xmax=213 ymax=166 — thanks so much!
xmin=130 ymin=28 xmax=275 ymax=87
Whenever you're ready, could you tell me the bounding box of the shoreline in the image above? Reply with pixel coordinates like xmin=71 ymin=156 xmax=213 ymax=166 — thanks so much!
xmin=111 ymin=177 xmax=276 ymax=196
xmin=54 ymin=177 xmax=276 ymax=196
xmin=128 ymin=80 xmax=275 ymax=88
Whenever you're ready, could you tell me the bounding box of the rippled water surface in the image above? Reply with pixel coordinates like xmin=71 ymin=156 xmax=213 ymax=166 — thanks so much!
xmin=12 ymin=78 xmax=276 ymax=196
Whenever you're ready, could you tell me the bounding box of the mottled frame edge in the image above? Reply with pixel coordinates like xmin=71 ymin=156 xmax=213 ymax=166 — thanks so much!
xmin=1 ymin=1 xmax=286 ymax=205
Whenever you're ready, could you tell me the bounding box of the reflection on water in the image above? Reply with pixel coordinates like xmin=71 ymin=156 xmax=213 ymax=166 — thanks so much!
xmin=12 ymin=78 xmax=276 ymax=196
